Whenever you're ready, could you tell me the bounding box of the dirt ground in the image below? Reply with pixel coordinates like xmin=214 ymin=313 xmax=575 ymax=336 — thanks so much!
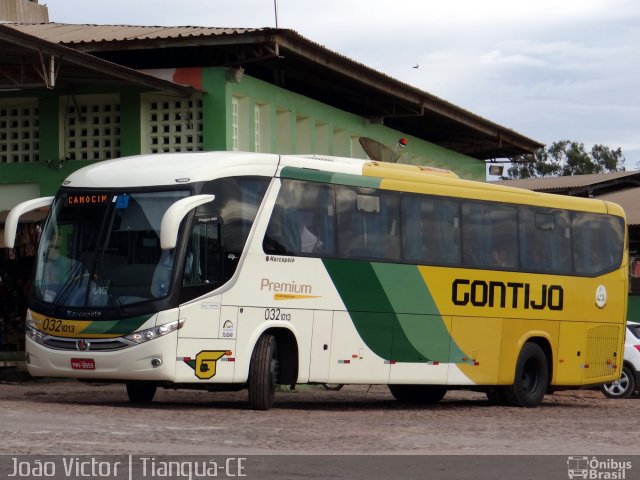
xmin=0 ymin=380 xmax=639 ymax=456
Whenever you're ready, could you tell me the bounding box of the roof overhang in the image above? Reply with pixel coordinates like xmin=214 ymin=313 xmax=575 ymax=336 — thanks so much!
xmin=0 ymin=24 xmax=193 ymax=96
xmin=597 ymin=186 xmax=640 ymax=227
xmin=495 ymin=171 xmax=640 ymax=195
xmin=272 ymin=31 xmax=543 ymax=160
xmin=6 ymin=23 xmax=543 ymax=160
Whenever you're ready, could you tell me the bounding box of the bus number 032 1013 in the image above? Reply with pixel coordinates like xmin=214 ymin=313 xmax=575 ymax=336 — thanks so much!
xmin=264 ymin=308 xmax=291 ymax=321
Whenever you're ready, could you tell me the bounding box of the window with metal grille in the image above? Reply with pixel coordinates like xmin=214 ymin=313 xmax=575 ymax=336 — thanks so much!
xmin=254 ymin=104 xmax=261 ymax=152
xmin=144 ymin=96 xmax=203 ymax=153
xmin=231 ymin=96 xmax=250 ymax=152
xmin=64 ymin=95 xmax=120 ymax=161
xmin=0 ymin=99 xmax=39 ymax=163
xmin=254 ymin=103 xmax=272 ymax=153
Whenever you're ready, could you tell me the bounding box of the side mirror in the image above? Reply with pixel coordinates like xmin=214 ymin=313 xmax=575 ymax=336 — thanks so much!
xmin=160 ymin=194 xmax=215 ymax=249
xmin=3 ymin=196 xmax=54 ymax=248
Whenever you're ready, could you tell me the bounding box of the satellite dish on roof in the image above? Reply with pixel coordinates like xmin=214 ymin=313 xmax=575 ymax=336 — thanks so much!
xmin=359 ymin=137 xmax=408 ymax=163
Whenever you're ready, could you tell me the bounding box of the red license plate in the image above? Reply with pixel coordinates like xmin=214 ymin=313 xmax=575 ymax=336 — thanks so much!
xmin=71 ymin=358 xmax=96 ymax=370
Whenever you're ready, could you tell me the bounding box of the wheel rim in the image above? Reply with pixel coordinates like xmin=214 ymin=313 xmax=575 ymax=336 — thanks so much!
xmin=521 ymin=358 xmax=541 ymax=394
xmin=603 ymin=371 xmax=630 ymax=396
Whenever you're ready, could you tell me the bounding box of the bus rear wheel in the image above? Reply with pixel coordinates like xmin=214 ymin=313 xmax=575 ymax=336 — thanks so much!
xmin=126 ymin=382 xmax=157 ymax=404
xmin=504 ymin=342 xmax=549 ymax=407
xmin=388 ymin=385 xmax=447 ymax=404
xmin=248 ymin=334 xmax=279 ymax=410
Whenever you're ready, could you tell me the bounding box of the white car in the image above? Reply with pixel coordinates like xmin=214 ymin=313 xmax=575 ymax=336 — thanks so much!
xmin=601 ymin=322 xmax=640 ymax=398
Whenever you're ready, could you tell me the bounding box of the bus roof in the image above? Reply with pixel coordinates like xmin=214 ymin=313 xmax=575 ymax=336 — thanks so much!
xmin=280 ymin=154 xmax=620 ymax=216
xmin=61 ymin=151 xmax=623 ymax=218
xmin=62 ymin=151 xmax=281 ymax=188
xmin=63 ymin=152 xmax=459 ymax=189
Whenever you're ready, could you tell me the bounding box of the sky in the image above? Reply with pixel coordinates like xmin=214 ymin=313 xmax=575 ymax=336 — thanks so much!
xmin=42 ymin=0 xmax=640 ymax=172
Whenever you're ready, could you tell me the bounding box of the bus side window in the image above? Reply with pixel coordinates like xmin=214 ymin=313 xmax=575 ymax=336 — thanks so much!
xmin=462 ymin=201 xmax=517 ymax=270
xmin=336 ymin=185 xmax=400 ymax=261
xmin=263 ymin=179 xmax=336 ymax=257
xmin=519 ymin=208 xmax=571 ymax=274
xmin=573 ymin=213 xmax=624 ymax=275
xmin=402 ymin=194 xmax=460 ymax=265
xmin=194 ymin=176 xmax=269 ymax=284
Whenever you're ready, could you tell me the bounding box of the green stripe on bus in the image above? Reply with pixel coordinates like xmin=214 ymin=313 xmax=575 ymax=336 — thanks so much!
xmin=331 ymin=173 xmax=381 ymax=188
xmin=280 ymin=167 xmax=335 ymax=184
xmin=371 ymin=263 xmax=438 ymax=314
xmin=82 ymin=315 xmax=152 ymax=335
xmin=280 ymin=167 xmax=381 ymax=188
xmin=322 ymin=259 xmax=466 ymax=362
xmin=371 ymin=263 xmax=466 ymax=362
xmin=323 ymin=259 xmax=391 ymax=313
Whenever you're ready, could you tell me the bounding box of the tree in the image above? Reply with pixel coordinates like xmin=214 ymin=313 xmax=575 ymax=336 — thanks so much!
xmin=505 ymin=141 xmax=625 ymax=179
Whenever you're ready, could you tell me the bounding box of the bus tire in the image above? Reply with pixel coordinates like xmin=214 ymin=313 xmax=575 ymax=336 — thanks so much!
xmin=388 ymin=385 xmax=447 ymax=404
xmin=248 ymin=334 xmax=279 ymax=410
xmin=504 ymin=342 xmax=549 ymax=407
xmin=126 ymin=382 xmax=157 ymax=404
xmin=600 ymin=364 xmax=635 ymax=399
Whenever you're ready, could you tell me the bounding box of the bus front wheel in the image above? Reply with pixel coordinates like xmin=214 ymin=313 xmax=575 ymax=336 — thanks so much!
xmin=248 ymin=334 xmax=279 ymax=410
xmin=504 ymin=342 xmax=549 ymax=407
xmin=126 ymin=382 xmax=157 ymax=404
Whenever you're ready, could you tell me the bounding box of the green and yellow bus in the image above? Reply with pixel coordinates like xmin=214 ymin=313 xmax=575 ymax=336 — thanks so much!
xmin=4 ymin=152 xmax=628 ymax=409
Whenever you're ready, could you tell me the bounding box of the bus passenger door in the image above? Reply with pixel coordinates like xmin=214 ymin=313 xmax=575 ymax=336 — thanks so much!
xmin=308 ymin=310 xmax=333 ymax=383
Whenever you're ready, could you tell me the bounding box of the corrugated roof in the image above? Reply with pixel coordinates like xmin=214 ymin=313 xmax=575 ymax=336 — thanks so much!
xmin=0 ymin=23 xmax=193 ymax=95
xmin=495 ymin=170 xmax=640 ymax=192
xmin=4 ymin=22 xmax=543 ymax=160
xmin=5 ymin=23 xmax=480 ymax=120
xmin=495 ymin=171 xmax=640 ymax=226
xmin=6 ymin=23 xmax=263 ymax=44
xmin=597 ymin=187 xmax=640 ymax=226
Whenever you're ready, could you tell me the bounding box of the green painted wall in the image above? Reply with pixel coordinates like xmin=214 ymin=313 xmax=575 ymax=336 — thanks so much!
xmin=120 ymin=91 xmax=142 ymax=156
xmin=38 ymin=94 xmax=59 ymax=165
xmin=202 ymin=68 xmax=227 ymax=151
xmin=204 ymin=67 xmax=485 ymax=180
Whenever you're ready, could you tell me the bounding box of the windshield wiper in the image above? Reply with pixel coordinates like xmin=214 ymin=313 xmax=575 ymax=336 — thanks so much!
xmin=82 ymin=199 xmax=118 ymax=307
xmin=51 ymin=260 xmax=88 ymax=308
xmin=91 ymin=255 xmax=126 ymax=318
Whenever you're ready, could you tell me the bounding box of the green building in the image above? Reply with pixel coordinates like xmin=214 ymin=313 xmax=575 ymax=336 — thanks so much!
xmin=0 ymin=3 xmax=541 ymax=351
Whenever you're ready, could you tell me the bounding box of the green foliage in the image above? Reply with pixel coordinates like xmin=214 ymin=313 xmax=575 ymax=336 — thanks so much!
xmin=505 ymin=141 xmax=625 ymax=179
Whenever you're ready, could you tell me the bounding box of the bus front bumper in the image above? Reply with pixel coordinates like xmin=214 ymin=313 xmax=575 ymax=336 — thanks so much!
xmin=25 ymin=332 xmax=178 ymax=381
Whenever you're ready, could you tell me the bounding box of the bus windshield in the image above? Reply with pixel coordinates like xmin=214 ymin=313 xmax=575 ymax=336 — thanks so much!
xmin=33 ymin=190 xmax=189 ymax=308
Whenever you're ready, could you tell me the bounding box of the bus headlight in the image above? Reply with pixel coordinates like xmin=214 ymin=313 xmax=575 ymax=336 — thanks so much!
xmin=26 ymin=322 xmax=45 ymax=345
xmin=124 ymin=318 xmax=184 ymax=344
